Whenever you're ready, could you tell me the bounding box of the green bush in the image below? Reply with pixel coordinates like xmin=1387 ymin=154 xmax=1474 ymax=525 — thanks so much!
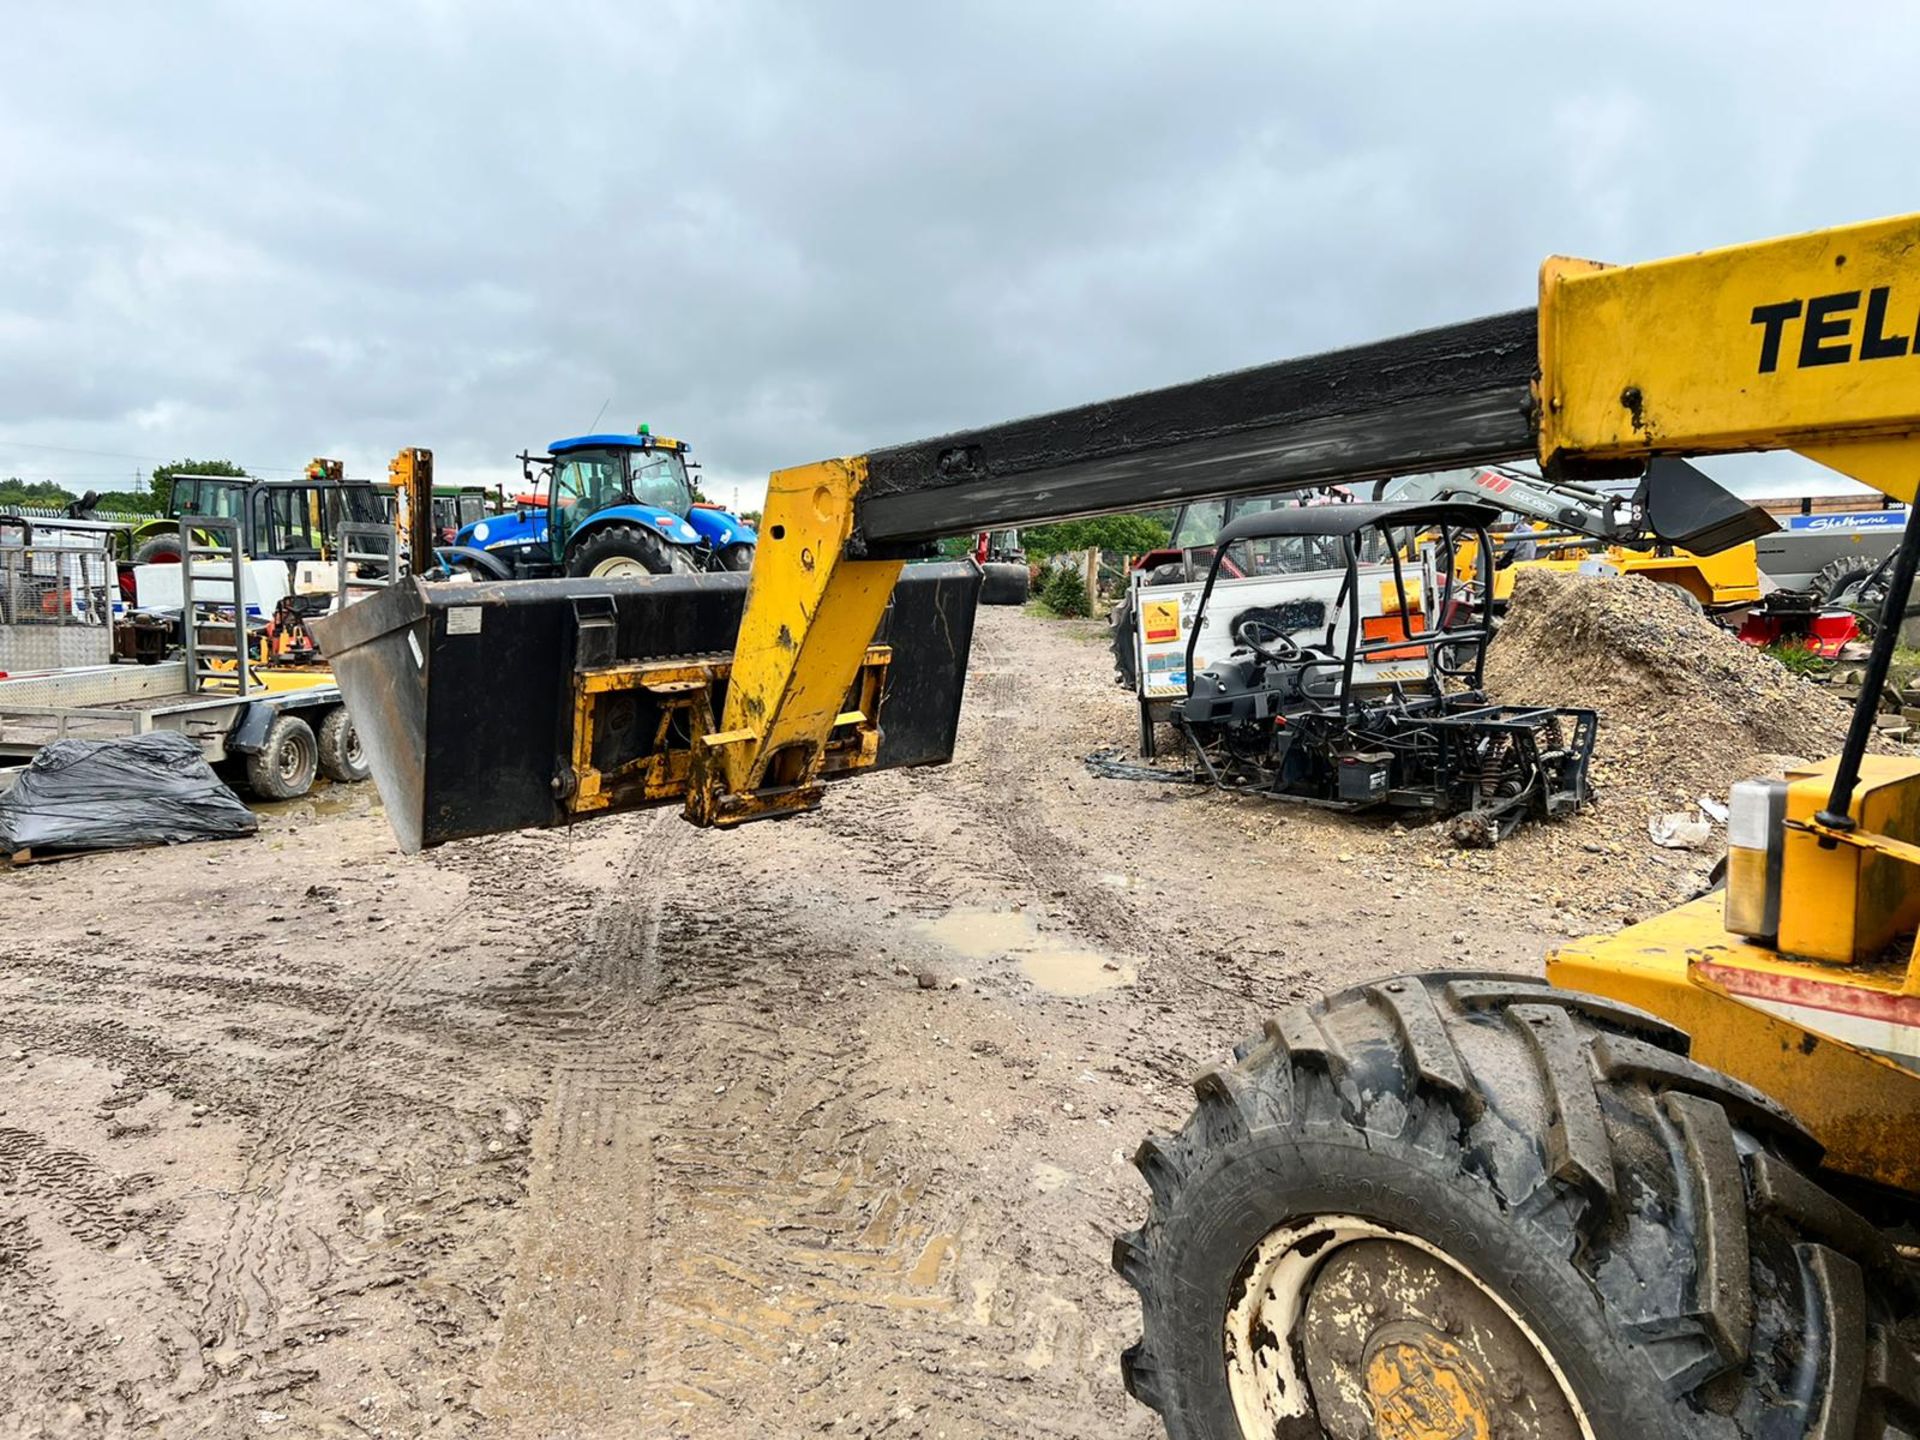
xmin=1022 ymin=513 xmax=1169 ymax=560
xmin=1040 ymin=566 xmax=1091 ymax=617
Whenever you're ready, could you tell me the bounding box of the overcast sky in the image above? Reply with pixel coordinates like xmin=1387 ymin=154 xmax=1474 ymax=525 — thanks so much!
xmin=2 ymin=3 xmax=1914 ymax=511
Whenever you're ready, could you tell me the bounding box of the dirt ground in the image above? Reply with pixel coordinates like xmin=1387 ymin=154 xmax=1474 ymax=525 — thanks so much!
xmin=0 ymin=606 xmax=1723 ymax=1439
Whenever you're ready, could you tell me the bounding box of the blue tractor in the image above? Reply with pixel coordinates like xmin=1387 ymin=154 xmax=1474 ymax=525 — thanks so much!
xmin=444 ymin=429 xmax=756 ymax=580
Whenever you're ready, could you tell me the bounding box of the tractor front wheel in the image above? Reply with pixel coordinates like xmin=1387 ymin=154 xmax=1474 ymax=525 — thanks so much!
xmin=1117 ymin=971 xmax=1920 ymax=1440
xmin=715 ymin=542 xmax=755 ymax=572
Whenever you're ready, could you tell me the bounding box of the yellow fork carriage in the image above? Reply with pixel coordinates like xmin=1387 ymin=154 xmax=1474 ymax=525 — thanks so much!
xmin=319 ymin=214 xmax=1920 ymax=1440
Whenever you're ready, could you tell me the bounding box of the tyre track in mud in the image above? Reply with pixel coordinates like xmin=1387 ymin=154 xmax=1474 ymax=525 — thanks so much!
xmin=0 ymin=816 xmax=551 ymax=1437
xmin=174 ymin=943 xmax=436 ymax=1414
xmin=555 ymin=881 xmax=1150 ymax=1438
xmin=555 ymin=611 xmax=1259 ymax=1436
xmin=482 ymin=811 xmax=684 ymax=1437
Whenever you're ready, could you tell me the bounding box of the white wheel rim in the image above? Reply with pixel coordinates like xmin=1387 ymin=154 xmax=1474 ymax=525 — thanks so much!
xmin=1223 ymin=1215 xmax=1595 ymax=1440
xmin=589 ymin=555 xmax=650 ymax=578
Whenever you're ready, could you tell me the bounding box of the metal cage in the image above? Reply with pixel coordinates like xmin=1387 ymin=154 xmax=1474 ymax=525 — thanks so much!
xmin=0 ymin=541 xmax=116 ymax=671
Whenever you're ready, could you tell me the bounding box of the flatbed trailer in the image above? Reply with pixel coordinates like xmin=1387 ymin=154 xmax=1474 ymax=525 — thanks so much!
xmin=0 ymin=660 xmax=356 ymax=798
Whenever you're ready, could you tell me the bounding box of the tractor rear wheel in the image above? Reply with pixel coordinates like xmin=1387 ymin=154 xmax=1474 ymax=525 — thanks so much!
xmin=1815 ymin=556 xmax=1900 ymax=635
xmin=564 ymin=524 xmax=682 ymax=579
xmin=1116 ymin=972 xmax=1920 ymax=1440
xmin=133 ymin=534 xmax=183 ymax=565
xmin=244 ymin=714 xmax=319 ymax=800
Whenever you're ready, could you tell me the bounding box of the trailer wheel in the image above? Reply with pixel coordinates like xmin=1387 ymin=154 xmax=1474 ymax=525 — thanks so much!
xmin=316 ymin=705 xmax=369 ymax=783
xmin=1116 ymin=972 xmax=1920 ymax=1440
xmin=245 ymin=714 xmax=319 ymax=800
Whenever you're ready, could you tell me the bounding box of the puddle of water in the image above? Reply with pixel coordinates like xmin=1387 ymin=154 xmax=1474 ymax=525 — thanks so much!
xmin=916 ymin=907 xmax=1135 ymax=996
xmin=251 ymin=779 xmax=385 ymax=821
xmin=917 ymin=908 xmax=1035 ymax=960
xmin=252 ymin=781 xmax=384 ymax=822
xmin=1019 ymin=947 xmax=1134 ymax=996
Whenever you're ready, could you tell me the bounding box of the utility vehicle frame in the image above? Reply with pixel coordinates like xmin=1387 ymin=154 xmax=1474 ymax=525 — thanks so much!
xmin=1159 ymin=498 xmax=1595 ymax=837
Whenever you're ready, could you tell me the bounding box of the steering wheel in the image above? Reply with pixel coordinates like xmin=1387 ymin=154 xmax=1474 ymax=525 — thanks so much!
xmin=1234 ymin=615 xmax=1303 ymax=661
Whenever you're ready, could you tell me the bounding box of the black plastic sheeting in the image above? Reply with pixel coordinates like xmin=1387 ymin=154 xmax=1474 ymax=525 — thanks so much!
xmin=0 ymin=731 xmax=258 ymax=853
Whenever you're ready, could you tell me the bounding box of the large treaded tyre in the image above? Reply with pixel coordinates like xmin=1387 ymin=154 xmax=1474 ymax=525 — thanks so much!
xmin=133 ymin=534 xmax=183 ymax=565
xmin=564 ymin=523 xmax=685 ymax=579
xmin=1814 ymin=554 xmax=1886 ymax=606
xmin=1116 ymin=971 xmax=1920 ymax=1440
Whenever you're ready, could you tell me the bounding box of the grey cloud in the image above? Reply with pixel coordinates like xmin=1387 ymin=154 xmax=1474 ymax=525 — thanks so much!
xmin=1 ymin=2 xmax=1916 ymax=508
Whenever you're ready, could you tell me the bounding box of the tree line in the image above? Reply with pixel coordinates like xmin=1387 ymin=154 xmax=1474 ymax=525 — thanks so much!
xmin=0 ymin=459 xmax=245 ymax=515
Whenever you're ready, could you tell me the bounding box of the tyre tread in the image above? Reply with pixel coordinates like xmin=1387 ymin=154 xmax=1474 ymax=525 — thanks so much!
xmin=1804 ymin=1244 xmax=1866 ymax=1440
xmin=1661 ymin=1091 xmax=1753 ymax=1369
xmin=1509 ymin=1002 xmax=1616 ymax=1210
xmin=1119 ymin=972 xmax=1914 ymax=1440
xmin=1592 ymin=1032 xmax=1815 ymax=1152
xmin=1368 ymin=979 xmax=1476 ymax=1110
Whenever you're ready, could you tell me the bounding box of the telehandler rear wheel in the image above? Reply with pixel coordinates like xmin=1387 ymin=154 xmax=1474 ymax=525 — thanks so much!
xmin=1116 ymin=972 xmax=1920 ymax=1440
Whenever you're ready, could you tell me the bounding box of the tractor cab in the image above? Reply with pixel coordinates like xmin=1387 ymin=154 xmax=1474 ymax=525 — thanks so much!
xmin=133 ymin=463 xmax=388 ymax=571
xmin=450 ymin=428 xmax=758 ymax=579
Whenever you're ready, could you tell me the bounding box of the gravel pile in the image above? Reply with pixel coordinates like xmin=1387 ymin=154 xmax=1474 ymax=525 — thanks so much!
xmin=1482 ymin=569 xmax=1856 ymax=818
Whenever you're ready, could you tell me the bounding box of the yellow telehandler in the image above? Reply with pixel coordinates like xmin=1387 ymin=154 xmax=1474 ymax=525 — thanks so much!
xmin=317 ymin=212 xmax=1920 ymax=1439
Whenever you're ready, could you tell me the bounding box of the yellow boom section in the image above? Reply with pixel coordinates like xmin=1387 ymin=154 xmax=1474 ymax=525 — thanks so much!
xmin=1538 ymin=211 xmax=1920 ymax=498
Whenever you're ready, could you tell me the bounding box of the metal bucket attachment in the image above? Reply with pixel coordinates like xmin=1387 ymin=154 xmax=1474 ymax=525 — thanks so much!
xmin=1639 ymin=457 xmax=1779 ymax=554
xmin=311 ymin=563 xmax=981 ymax=852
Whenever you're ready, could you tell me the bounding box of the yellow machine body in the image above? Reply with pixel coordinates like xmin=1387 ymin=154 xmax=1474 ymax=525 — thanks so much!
xmin=1551 ymin=755 xmax=1920 ymax=1190
xmin=1600 ymin=542 xmax=1761 ymax=605
xmin=1528 ymin=214 xmax=1920 ymax=1195
xmin=1549 ymin=896 xmax=1920 ymax=1191
xmin=1538 ymin=211 xmax=1920 ymax=492
xmin=687 ymin=457 xmax=905 ymax=826
xmin=1483 ymin=540 xmax=1761 ymax=606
